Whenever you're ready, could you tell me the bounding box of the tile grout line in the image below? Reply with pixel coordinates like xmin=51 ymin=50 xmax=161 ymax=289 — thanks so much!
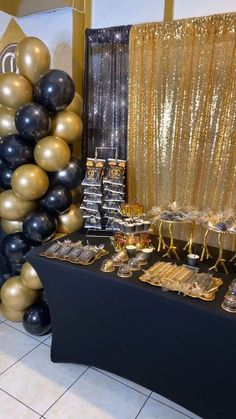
xmin=2 ymin=321 xmax=51 ymax=344
xmin=0 ymin=341 xmax=43 ymax=377
xmin=149 ymin=395 xmax=196 ymax=419
xmin=0 ymin=387 xmax=42 ymax=417
xmin=91 ymin=366 xmax=152 ymax=397
xmin=0 ymin=321 xmax=197 ymax=418
xmin=134 ymin=394 xmax=150 ymax=418
xmin=41 ymin=366 xmax=90 ymax=417
xmin=41 ymin=339 xmax=51 ymax=347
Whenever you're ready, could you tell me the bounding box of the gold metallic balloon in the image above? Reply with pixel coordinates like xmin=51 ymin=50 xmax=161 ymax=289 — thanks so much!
xmin=11 ymin=164 xmax=49 ymax=201
xmin=66 ymin=92 xmax=83 ymax=116
xmin=0 ymin=189 xmax=37 ymax=220
xmin=1 ymin=218 xmax=23 ymax=234
xmin=71 ymin=186 xmax=83 ymax=204
xmin=0 ymin=106 xmax=17 ymax=136
xmin=15 ymin=37 xmax=51 ymax=85
xmin=20 ymin=262 xmax=43 ymax=290
xmin=57 ymin=204 xmax=84 ymax=234
xmin=1 ymin=276 xmax=38 ymax=311
xmin=34 ymin=136 xmax=71 ymax=172
xmin=52 ymin=232 xmax=66 ymax=240
xmin=0 ymin=302 xmax=24 ymax=322
xmin=51 ymin=110 xmax=83 ymax=144
xmin=0 ymin=73 xmax=32 ymax=109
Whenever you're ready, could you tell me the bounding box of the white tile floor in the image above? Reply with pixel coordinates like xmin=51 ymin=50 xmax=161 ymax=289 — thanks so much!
xmin=0 ymin=314 xmax=201 ymax=419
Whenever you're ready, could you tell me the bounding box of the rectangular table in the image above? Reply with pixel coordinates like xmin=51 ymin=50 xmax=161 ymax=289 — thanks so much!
xmin=27 ymin=232 xmax=236 ymax=419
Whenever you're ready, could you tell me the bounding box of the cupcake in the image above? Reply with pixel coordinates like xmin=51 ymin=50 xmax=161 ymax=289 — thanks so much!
xmin=126 ymin=223 xmax=134 ymax=233
xmin=142 ymin=221 xmax=151 ymax=232
xmin=127 ymin=223 xmax=135 ymax=233
xmin=135 ymin=222 xmax=143 ymax=232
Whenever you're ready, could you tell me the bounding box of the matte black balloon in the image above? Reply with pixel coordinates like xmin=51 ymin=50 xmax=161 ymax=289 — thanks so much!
xmin=23 ymin=302 xmax=51 ymax=336
xmin=39 ymin=185 xmax=72 ymax=215
xmin=49 ymin=157 xmax=83 ymax=189
xmin=1 ymin=233 xmax=32 ymax=263
xmin=0 ymin=162 xmax=14 ymax=189
xmin=33 ymin=69 xmax=75 ymax=112
xmin=23 ymin=211 xmax=57 ymax=243
xmin=0 ymin=134 xmax=35 ymax=169
xmin=6 ymin=261 xmax=23 ymax=275
xmin=15 ymin=103 xmax=51 ymax=141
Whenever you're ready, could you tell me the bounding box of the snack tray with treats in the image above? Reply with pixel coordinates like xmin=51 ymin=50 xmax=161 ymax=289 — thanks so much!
xmin=139 ymin=261 xmax=223 ymax=301
xmin=40 ymin=240 xmax=108 ymax=266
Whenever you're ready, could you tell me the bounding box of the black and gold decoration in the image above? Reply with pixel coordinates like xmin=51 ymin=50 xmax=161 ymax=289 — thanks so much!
xmin=84 ymin=26 xmax=131 ymax=160
xmin=0 ymin=36 xmax=84 ymax=324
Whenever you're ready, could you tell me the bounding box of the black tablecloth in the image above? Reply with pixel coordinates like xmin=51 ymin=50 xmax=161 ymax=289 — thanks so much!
xmin=27 ymin=232 xmax=236 ymax=419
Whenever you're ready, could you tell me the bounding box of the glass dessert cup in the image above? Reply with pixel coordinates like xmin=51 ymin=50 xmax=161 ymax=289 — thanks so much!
xmin=128 ymin=258 xmax=141 ymax=271
xmin=117 ymin=264 xmax=133 ymax=278
xmin=100 ymin=259 xmax=115 ymax=273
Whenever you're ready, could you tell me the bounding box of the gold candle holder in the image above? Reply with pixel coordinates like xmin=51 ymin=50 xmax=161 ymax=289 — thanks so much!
xmin=229 ymin=234 xmax=236 ymax=265
xmin=209 ymin=232 xmax=228 ymax=275
xmin=183 ymin=222 xmax=194 ymax=254
xmin=200 ymin=229 xmax=213 ymax=261
xmin=157 ymin=220 xmax=168 ymax=252
xmin=162 ymin=221 xmax=179 ymax=260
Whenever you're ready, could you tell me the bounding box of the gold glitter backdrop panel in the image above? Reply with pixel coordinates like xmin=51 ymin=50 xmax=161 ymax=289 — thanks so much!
xmin=128 ymin=13 xmax=236 ymax=213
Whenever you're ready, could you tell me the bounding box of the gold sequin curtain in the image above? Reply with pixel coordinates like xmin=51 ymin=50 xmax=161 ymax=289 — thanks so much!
xmin=128 ymin=13 xmax=236 ymax=214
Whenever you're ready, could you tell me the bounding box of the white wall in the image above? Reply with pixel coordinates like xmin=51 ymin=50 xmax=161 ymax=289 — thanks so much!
xmin=92 ymin=0 xmax=165 ymax=28
xmin=0 ymin=8 xmax=73 ymax=76
xmin=174 ymin=0 xmax=236 ymax=19
xmin=92 ymin=0 xmax=236 ymax=29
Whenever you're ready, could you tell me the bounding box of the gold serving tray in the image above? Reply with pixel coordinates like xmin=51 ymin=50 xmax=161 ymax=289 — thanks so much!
xmin=139 ymin=262 xmax=223 ymax=301
xmin=40 ymin=249 xmax=108 ymax=266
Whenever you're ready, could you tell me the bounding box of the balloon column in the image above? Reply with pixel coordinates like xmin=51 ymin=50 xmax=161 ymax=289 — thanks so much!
xmin=0 ymin=37 xmax=84 ymax=324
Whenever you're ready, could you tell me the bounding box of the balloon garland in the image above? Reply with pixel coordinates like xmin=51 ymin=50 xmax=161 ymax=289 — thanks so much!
xmin=0 ymin=36 xmax=84 ymax=329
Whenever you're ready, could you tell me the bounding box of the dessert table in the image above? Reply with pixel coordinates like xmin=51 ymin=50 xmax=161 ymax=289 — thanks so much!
xmin=27 ymin=232 xmax=236 ymax=419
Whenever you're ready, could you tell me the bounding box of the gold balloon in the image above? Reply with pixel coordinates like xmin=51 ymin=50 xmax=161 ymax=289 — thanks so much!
xmin=0 ymin=106 xmax=17 ymax=136
xmin=15 ymin=37 xmax=51 ymax=85
xmin=34 ymin=136 xmax=71 ymax=172
xmin=71 ymin=186 xmax=83 ymax=204
xmin=66 ymin=92 xmax=83 ymax=117
xmin=11 ymin=164 xmax=49 ymax=201
xmin=0 ymin=189 xmax=37 ymax=220
xmin=1 ymin=218 xmax=23 ymax=234
xmin=57 ymin=204 xmax=84 ymax=234
xmin=52 ymin=232 xmax=66 ymax=240
xmin=51 ymin=110 xmax=83 ymax=144
xmin=1 ymin=276 xmax=38 ymax=311
xmin=0 ymin=302 xmax=24 ymax=322
xmin=20 ymin=262 xmax=43 ymax=290
xmin=0 ymin=73 xmax=32 ymax=109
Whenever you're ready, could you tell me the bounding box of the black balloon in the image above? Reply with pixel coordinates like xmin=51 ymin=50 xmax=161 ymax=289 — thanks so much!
xmin=23 ymin=211 xmax=57 ymax=243
xmin=15 ymin=103 xmax=51 ymax=141
xmin=1 ymin=233 xmax=32 ymax=263
xmin=49 ymin=157 xmax=83 ymax=189
xmin=33 ymin=69 xmax=75 ymax=112
xmin=23 ymin=302 xmax=51 ymax=336
xmin=0 ymin=272 xmax=10 ymax=289
xmin=6 ymin=261 xmax=23 ymax=275
xmin=0 ymin=161 xmax=14 ymax=189
xmin=39 ymin=185 xmax=72 ymax=215
xmin=0 ymin=134 xmax=35 ymax=169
